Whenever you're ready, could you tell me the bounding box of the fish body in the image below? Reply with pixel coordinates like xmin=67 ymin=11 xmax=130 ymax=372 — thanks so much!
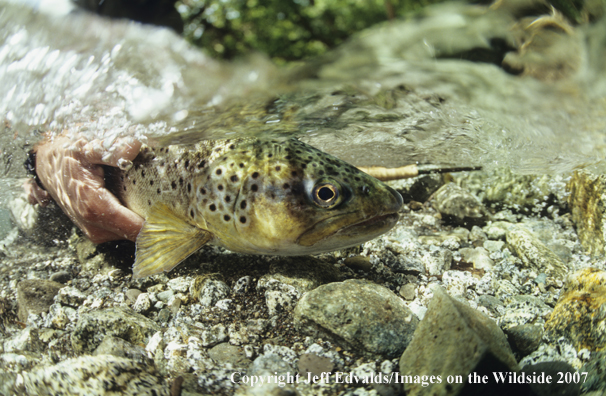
xmin=108 ymin=137 xmax=402 ymax=278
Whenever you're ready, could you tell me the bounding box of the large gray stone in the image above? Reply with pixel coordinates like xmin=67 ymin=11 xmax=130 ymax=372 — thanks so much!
xmin=399 ymin=287 xmax=519 ymax=396
xmin=294 ymin=279 xmax=418 ymax=358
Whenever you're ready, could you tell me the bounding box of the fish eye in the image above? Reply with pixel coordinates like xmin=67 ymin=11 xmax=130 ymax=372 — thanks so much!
xmin=312 ymin=182 xmax=340 ymax=208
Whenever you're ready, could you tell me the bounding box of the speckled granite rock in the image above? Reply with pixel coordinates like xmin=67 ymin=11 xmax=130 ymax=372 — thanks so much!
xmin=432 ymin=183 xmax=491 ymax=227
xmin=294 ymin=279 xmax=418 ymax=358
xmin=71 ymin=306 xmax=161 ymax=353
xmin=17 ymin=279 xmax=65 ymax=323
xmin=582 ymin=351 xmax=606 ymax=393
xmin=545 ymin=268 xmax=606 ymax=351
xmin=399 ymin=286 xmax=519 ymax=396
xmin=9 ymin=354 xmax=169 ymax=395
xmin=506 ymin=225 xmax=568 ymax=279
xmin=568 ymin=170 xmax=606 ymax=256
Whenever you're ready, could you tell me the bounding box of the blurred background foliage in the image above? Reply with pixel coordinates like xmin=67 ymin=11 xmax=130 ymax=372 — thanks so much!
xmin=175 ymin=0 xmax=445 ymax=63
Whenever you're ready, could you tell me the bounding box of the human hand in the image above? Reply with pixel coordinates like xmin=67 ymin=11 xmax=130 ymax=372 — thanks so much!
xmin=26 ymin=135 xmax=144 ymax=243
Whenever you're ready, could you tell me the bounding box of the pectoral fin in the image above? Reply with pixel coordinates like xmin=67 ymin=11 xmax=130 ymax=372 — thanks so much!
xmin=132 ymin=203 xmax=212 ymax=278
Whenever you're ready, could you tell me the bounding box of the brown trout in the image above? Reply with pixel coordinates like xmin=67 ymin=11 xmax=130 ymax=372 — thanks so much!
xmin=107 ymin=137 xmax=403 ymax=278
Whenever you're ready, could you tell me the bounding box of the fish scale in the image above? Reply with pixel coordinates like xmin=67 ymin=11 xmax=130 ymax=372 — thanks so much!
xmin=106 ymin=137 xmax=403 ymax=278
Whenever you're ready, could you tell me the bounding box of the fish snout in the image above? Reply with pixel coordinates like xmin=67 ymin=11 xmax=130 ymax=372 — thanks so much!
xmin=385 ymin=185 xmax=403 ymax=213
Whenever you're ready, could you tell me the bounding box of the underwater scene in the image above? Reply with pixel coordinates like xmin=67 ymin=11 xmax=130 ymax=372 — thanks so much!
xmin=1 ymin=0 xmax=606 ymax=394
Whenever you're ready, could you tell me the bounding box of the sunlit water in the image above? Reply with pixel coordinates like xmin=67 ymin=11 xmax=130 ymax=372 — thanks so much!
xmin=1 ymin=0 xmax=606 ymax=215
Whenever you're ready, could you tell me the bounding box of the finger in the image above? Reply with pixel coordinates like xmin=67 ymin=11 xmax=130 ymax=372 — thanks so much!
xmin=80 ymin=136 xmax=142 ymax=167
xmin=24 ymin=179 xmax=52 ymax=206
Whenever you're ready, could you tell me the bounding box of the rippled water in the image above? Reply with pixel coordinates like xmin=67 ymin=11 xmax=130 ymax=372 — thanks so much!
xmin=1 ymin=0 xmax=606 ymax=212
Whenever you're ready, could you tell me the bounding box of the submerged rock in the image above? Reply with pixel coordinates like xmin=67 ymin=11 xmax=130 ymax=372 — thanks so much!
xmin=71 ymin=307 xmax=161 ymax=353
xmin=432 ymin=183 xmax=491 ymax=228
xmin=568 ymin=170 xmax=606 ymax=256
xmin=506 ymin=225 xmax=568 ymax=279
xmin=504 ymin=324 xmax=544 ymax=357
xmin=399 ymin=286 xmax=520 ymax=396
xmin=545 ymin=268 xmax=606 ymax=351
xmin=294 ymin=279 xmax=418 ymax=358
xmin=17 ymin=279 xmax=65 ymax=323
xmin=10 ymin=354 xmax=169 ymax=395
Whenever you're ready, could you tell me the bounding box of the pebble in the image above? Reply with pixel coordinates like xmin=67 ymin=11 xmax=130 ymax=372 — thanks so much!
xmin=191 ymin=276 xmax=230 ymax=307
xmin=207 ymin=343 xmax=251 ymax=369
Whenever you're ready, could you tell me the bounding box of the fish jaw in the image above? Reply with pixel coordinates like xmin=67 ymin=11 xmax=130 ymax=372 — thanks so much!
xmin=295 ymin=185 xmax=402 ymax=251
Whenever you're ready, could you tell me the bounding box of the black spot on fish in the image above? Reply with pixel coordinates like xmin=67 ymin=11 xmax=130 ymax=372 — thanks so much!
xmin=229 ymin=144 xmax=235 ymax=150
xmin=312 ymin=163 xmax=318 ymax=167
xmin=184 ymin=159 xmax=190 ymax=168
xmin=291 ymin=171 xmax=297 ymax=177
xmin=120 ymin=175 xmax=124 ymax=181
xmin=224 ymin=214 xmax=231 ymax=221
xmin=285 ymin=155 xmax=291 ymax=160
xmin=141 ymin=170 xmax=145 ymax=177
xmin=283 ymin=183 xmax=290 ymax=189
xmin=132 ymin=180 xmax=136 ymax=185
xmin=301 ymin=164 xmax=307 ymax=169
xmin=165 ymin=148 xmax=169 ymax=153
xmin=240 ymin=200 xmax=247 ymax=209
xmin=239 ymin=216 xmax=246 ymax=223
xmin=179 ymin=177 xmax=184 ymax=186
xmin=187 ymin=183 xmax=191 ymax=193
xmin=275 ymin=166 xmax=281 ymax=171
xmin=225 ymin=195 xmax=231 ymax=203
xmin=198 ymin=160 xmax=206 ymax=168
xmin=200 ymin=187 xmax=206 ymax=194
xmin=123 ymin=186 xmax=127 ymax=191
xmin=251 ymin=184 xmax=258 ymax=192
xmin=148 ymin=200 xmax=151 ymax=206
xmin=239 ymin=163 xmax=244 ymax=168
xmin=171 ymin=181 xmax=177 ymax=189
xmin=252 ymin=172 xmax=260 ymax=179
xmin=150 ymin=180 xmax=154 ymax=186
xmin=230 ymin=175 xmax=239 ymax=182
xmin=355 ymin=176 xmax=361 ymax=181
xmin=190 ymin=209 xmax=194 ymax=218
xmin=209 ymin=204 xmax=216 ymax=211
xmin=157 ymin=188 xmax=161 ymax=194
xmin=216 ymin=169 xmax=222 ymax=176
xmin=218 ymin=184 xmax=224 ymax=191
xmin=160 ymin=161 xmax=165 ymax=167
xmin=319 ymin=170 xmax=325 ymax=175
xmin=268 ymin=153 xmax=273 ymax=158
xmin=270 ymin=193 xmax=275 ymax=199
xmin=296 ymin=150 xmax=302 ymax=154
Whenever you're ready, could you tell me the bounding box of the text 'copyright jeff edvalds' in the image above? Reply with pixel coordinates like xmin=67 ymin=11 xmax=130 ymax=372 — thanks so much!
xmin=230 ymin=371 xmax=588 ymax=387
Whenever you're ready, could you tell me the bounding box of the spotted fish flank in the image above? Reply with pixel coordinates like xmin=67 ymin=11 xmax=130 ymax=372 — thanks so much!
xmin=107 ymin=137 xmax=403 ymax=278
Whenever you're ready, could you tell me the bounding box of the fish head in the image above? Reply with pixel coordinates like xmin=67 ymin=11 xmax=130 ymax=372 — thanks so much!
xmin=195 ymin=138 xmax=403 ymax=255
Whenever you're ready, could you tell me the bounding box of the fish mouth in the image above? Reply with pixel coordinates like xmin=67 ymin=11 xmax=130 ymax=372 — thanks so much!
xmin=296 ymin=211 xmax=399 ymax=248
xmin=340 ymin=212 xmax=399 ymax=234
